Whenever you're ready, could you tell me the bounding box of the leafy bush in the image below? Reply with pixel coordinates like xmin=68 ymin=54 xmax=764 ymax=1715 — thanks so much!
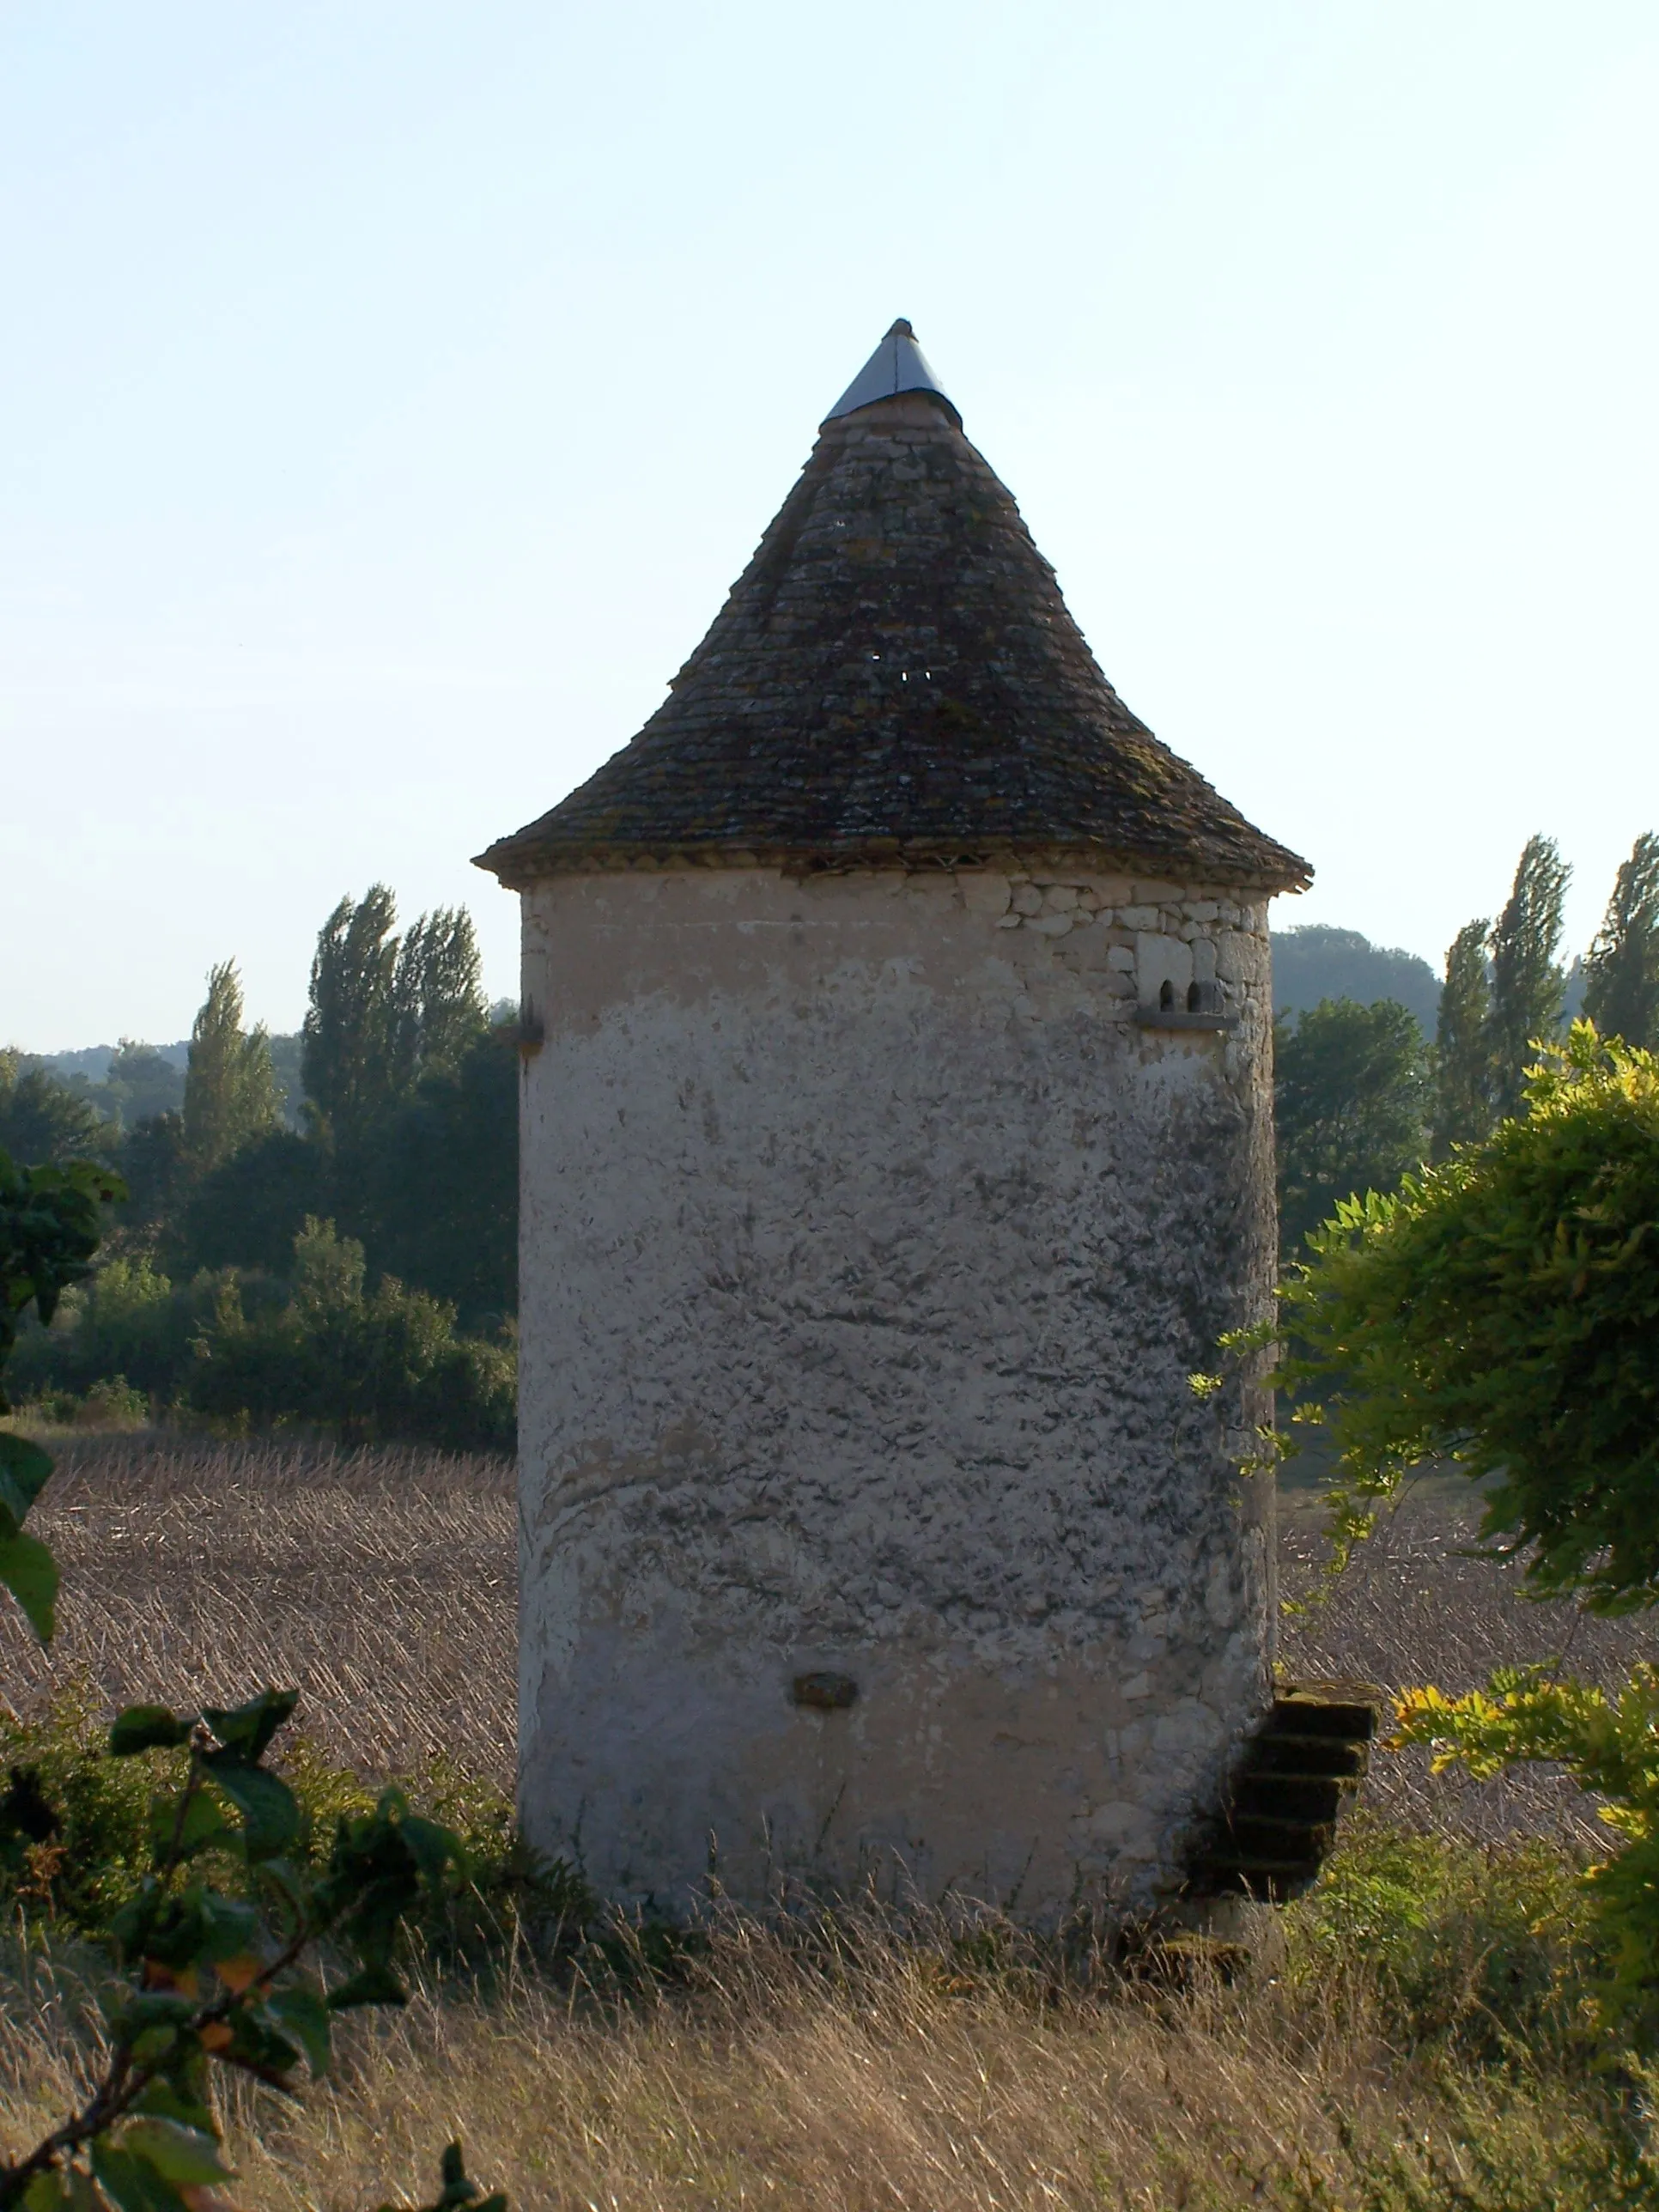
xmin=1395 ymin=1668 xmax=1659 ymax=2039
xmin=1247 ymin=1024 xmax=1659 ymax=2045
xmin=189 ymin=1218 xmax=515 ymax=1450
xmin=10 ymin=1222 xmax=514 ymax=1451
xmin=1273 ymin=1024 xmax=1659 ymax=1607
xmin=1282 ymin=1820 xmax=1590 ymax=2057
xmin=0 ymin=1686 xmax=583 ymax=1955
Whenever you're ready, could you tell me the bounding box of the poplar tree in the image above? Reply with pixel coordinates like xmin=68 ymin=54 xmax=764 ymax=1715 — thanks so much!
xmin=302 ymin=888 xmax=488 ymax=1152
xmin=389 ymin=907 xmax=488 ymax=1091
xmin=301 ymin=886 xmax=401 ymax=1149
xmin=1583 ymin=830 xmax=1659 ymax=1052
xmin=182 ymin=962 xmax=280 ymax=1174
xmin=1431 ymin=919 xmax=1494 ymax=1156
xmin=1486 ymin=834 xmax=1570 ymax=1118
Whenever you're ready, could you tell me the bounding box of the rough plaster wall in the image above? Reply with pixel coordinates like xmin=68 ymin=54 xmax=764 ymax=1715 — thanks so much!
xmin=518 ymin=863 xmax=1279 ymax=1917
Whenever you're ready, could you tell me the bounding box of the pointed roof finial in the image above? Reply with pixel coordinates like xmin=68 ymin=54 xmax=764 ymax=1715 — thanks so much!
xmin=824 ymin=318 xmax=959 ymax=425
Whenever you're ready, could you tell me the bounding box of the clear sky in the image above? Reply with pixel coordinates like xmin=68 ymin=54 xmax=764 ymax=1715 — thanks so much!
xmin=4 ymin=2 xmax=1656 ymax=1049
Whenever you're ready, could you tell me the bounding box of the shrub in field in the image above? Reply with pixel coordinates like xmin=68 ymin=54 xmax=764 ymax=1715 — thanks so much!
xmin=0 ymin=1686 xmax=586 ymax=1958
xmin=1281 ymin=1820 xmax=1590 ymax=2056
xmin=1 ymin=1146 xmax=506 ymax=2210
xmin=187 ymin=1218 xmax=515 ymax=1450
xmin=6 ymin=1257 xmax=260 ymax=1416
xmin=1248 ymin=1024 xmax=1659 ymax=2036
xmin=10 ymin=1221 xmax=514 ymax=1452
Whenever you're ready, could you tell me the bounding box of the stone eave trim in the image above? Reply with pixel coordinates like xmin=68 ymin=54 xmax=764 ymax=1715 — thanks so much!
xmin=473 ymin=836 xmax=1312 ymax=897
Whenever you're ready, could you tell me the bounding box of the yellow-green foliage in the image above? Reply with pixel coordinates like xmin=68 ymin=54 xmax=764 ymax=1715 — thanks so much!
xmin=1275 ymin=1024 xmax=1659 ymax=1611
xmin=1396 ymin=1667 xmax=1659 ymax=2035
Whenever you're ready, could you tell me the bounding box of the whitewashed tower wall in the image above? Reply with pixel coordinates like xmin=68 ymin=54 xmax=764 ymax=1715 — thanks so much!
xmin=480 ymin=322 xmax=1308 ymax=1916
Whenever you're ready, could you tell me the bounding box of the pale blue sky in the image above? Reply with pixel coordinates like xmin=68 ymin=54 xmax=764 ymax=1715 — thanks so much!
xmin=4 ymin=2 xmax=1656 ymax=1048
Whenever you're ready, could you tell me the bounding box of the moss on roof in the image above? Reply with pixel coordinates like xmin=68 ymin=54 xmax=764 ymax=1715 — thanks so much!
xmin=478 ymin=385 xmax=1310 ymax=892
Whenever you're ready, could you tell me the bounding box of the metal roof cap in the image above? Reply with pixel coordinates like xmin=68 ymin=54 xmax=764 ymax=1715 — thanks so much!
xmin=823 ymin=318 xmax=959 ymax=425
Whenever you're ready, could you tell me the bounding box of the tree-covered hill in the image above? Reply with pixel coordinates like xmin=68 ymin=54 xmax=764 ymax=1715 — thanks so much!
xmin=1271 ymin=924 xmax=1440 ymax=1033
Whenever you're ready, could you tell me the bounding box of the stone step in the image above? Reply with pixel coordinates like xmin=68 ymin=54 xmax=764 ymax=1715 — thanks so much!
xmin=1262 ymin=1697 xmax=1378 ymax=1742
xmin=1192 ymin=1853 xmax=1325 ymax=1904
xmin=1250 ymin=1734 xmax=1370 ymax=1780
xmin=1231 ymin=1771 xmax=1347 ymax=1823
xmin=1179 ymin=1678 xmax=1382 ymax=1905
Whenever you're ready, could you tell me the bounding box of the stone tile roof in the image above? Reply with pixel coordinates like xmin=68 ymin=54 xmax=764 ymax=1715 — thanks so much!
xmin=478 ymin=354 xmax=1310 ymax=892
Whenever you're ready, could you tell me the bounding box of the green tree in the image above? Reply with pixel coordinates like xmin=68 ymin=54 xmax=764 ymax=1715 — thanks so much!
xmin=181 ymin=1127 xmax=325 ymax=1274
xmin=1583 ymin=830 xmax=1659 ymax=1052
xmin=104 ymin=1042 xmax=185 ymax=1128
xmin=1486 ymin=833 xmax=1570 ymax=1116
xmin=1256 ymin=1028 xmax=1659 ymax=2028
xmin=303 ymin=886 xmax=402 ymax=1150
xmin=0 ymin=1055 xmax=113 ymax=1167
xmin=1274 ymin=999 xmax=1431 ymax=1259
xmin=1431 ymin=918 xmax=1495 ymax=1156
xmin=108 ymin=1111 xmax=190 ymax=1261
xmin=365 ymin=1023 xmax=518 ymax=1325
xmin=183 ymin=962 xmax=281 ymax=1175
xmin=0 ymin=1147 xmax=125 ymax=1635
xmin=302 ymin=890 xmax=487 ymax=1154
xmin=390 ymin=906 xmax=488 ymax=1087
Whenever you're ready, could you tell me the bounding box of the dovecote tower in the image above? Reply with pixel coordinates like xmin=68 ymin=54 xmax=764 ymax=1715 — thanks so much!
xmin=477 ymin=322 xmax=1309 ymax=1916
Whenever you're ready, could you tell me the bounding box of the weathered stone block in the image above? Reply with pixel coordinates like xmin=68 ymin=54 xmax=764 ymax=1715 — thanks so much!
xmin=959 ymin=871 xmax=1012 ymax=917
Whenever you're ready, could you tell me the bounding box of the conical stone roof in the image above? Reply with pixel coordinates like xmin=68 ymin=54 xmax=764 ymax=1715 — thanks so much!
xmin=478 ymin=325 xmax=1310 ymax=891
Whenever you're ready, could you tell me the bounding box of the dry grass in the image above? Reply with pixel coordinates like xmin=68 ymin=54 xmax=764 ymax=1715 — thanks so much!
xmin=0 ymin=1913 xmax=1636 ymax=2212
xmin=0 ymin=1433 xmax=1650 ymax=2209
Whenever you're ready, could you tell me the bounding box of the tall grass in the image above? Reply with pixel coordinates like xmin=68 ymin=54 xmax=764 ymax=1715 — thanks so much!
xmin=0 ymin=1437 xmax=1651 ymax=2208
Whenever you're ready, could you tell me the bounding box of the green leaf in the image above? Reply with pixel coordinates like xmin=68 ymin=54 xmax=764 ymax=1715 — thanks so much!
xmin=221 ymin=2006 xmax=301 ymax=2078
xmin=21 ymin=2172 xmax=71 ymax=2212
xmin=197 ymin=1891 xmax=261 ymax=1960
xmin=149 ymin=1786 xmax=233 ymax=1866
xmin=264 ymin=1981 xmax=332 ymax=2076
xmin=202 ymin=1688 xmax=298 ymax=1764
xmin=202 ymin=1756 xmax=301 ymax=1856
xmin=88 ymin=2143 xmax=189 ymax=2212
xmin=105 ymin=1990 xmax=198 ymax=2041
xmin=326 ymin=1960 xmax=407 ymax=2012
xmin=0 ymin=1429 xmax=54 ymax=1537
xmin=0 ymin=1528 xmax=58 ymax=1642
xmin=111 ymin=1706 xmax=193 ymax=1759
xmin=398 ymin=1812 xmax=461 ymax=1887
xmin=129 ymin=2080 xmax=217 ymax=2136
xmin=120 ymin=2118 xmax=235 ymax=2187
